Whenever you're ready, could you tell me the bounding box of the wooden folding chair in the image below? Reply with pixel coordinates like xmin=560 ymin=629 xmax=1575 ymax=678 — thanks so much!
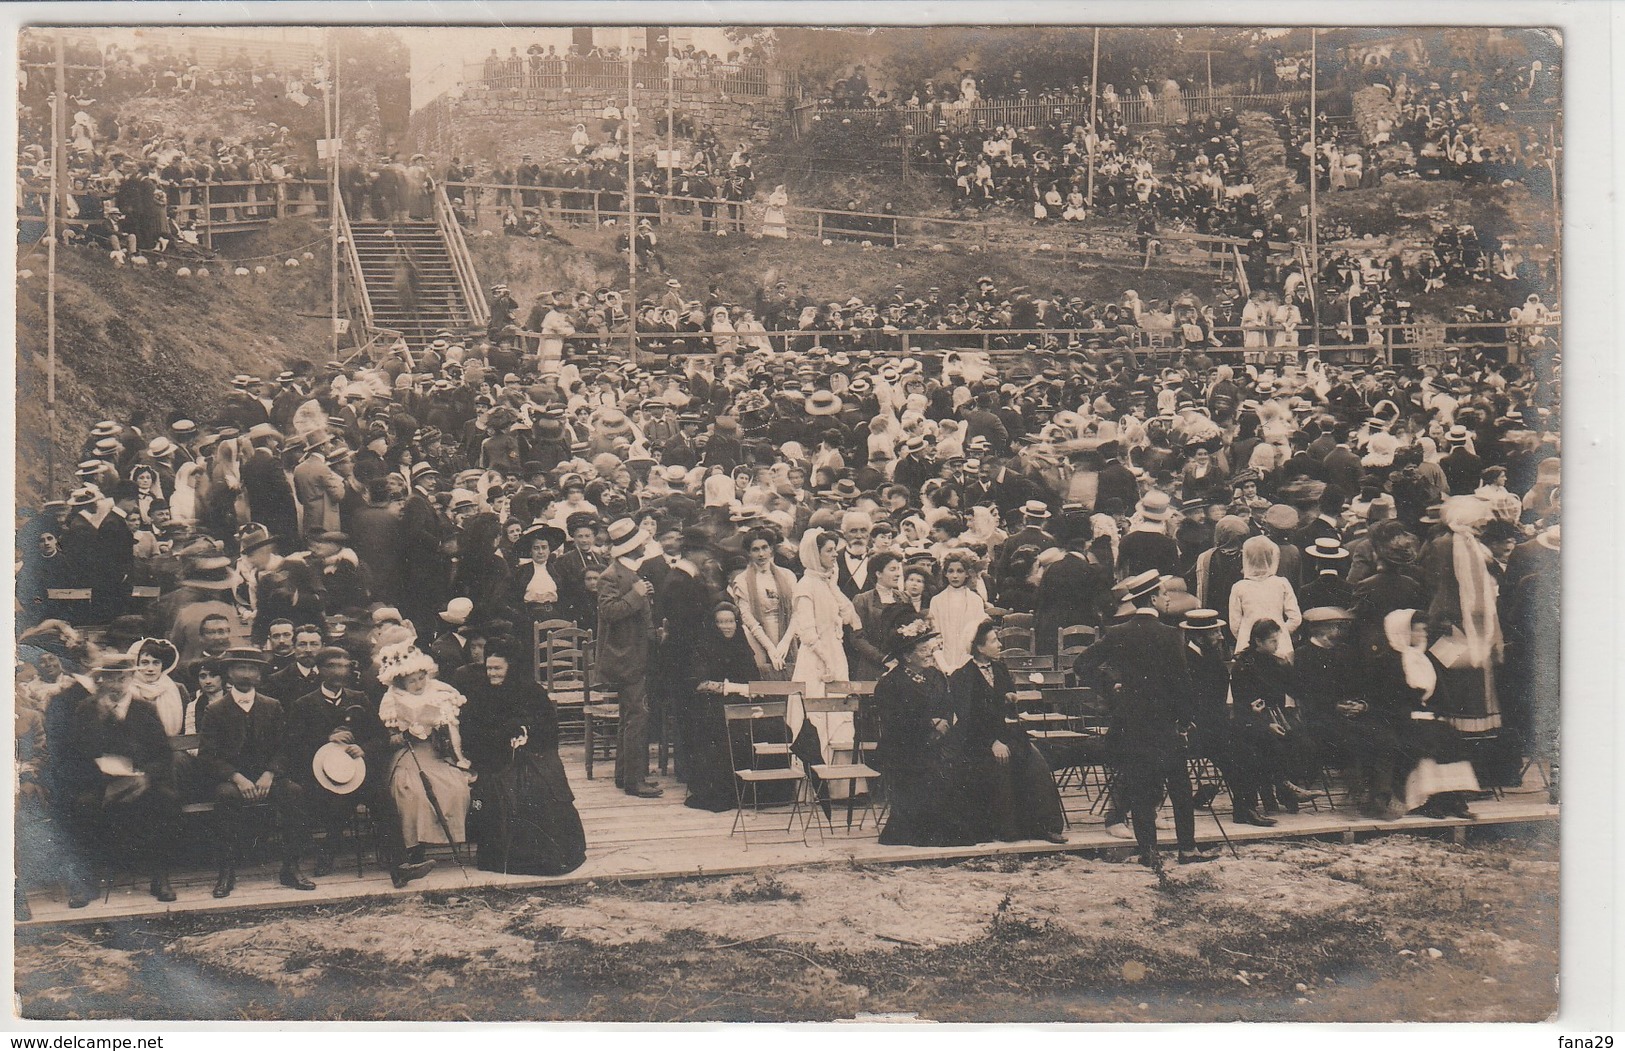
xmin=798 ymin=694 xmax=882 ymax=837
xmin=998 ymin=625 xmax=1036 ymax=655
xmin=1056 ymin=624 xmax=1099 ymax=663
xmin=1027 ymin=687 xmax=1115 ymax=825
xmin=1004 ymin=654 xmax=1057 ymax=675
xmin=724 ymin=699 xmax=809 ymax=847
xmin=745 ymin=681 xmax=806 ymax=763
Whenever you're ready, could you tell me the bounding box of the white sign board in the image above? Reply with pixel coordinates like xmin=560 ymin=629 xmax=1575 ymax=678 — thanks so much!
xmin=316 ymin=138 xmax=342 ymax=160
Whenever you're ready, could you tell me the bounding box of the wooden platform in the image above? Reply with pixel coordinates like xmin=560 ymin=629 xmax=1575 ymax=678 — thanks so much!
xmin=18 ymin=748 xmax=1559 ymax=928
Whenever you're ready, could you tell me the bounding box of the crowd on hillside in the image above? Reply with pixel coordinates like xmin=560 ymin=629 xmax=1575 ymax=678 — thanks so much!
xmin=17 ymin=31 xmax=330 ymax=253
xmin=478 ymin=40 xmax=775 ymax=93
xmin=910 ymin=109 xmax=1273 ymax=237
xmin=17 ymin=254 xmax=1563 ymax=901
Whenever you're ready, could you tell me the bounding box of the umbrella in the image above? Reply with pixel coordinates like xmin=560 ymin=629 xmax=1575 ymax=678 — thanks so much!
xmin=402 ymin=736 xmax=468 ymax=875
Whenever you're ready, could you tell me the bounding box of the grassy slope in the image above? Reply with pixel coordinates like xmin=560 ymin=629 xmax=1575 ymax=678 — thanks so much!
xmin=467 ymin=222 xmax=1218 ymax=319
xmin=15 ymin=220 xmax=337 ymax=506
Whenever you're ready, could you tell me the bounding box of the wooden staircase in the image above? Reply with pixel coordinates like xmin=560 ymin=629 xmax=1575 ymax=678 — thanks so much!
xmin=339 ymin=181 xmax=489 ymax=351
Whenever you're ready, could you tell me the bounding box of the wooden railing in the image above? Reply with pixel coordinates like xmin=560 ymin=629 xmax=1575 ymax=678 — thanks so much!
xmin=816 ymin=89 xmax=1310 ymax=134
xmin=432 ymin=179 xmax=489 ymax=329
xmin=21 ymin=178 xmax=331 ymax=249
xmin=445 ymin=179 xmax=1288 ymax=275
xmin=508 ymin=321 xmax=1558 ymax=365
xmin=333 ymin=188 xmax=375 ymax=333
xmin=463 ymin=57 xmax=800 ymax=100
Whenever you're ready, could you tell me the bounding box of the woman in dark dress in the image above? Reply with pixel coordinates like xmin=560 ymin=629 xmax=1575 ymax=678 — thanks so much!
xmin=874 ymin=612 xmax=969 ymax=846
xmin=946 ymin=621 xmax=1067 ymax=844
xmin=1367 ymin=608 xmax=1480 ymax=819
xmin=1227 ymin=619 xmax=1319 ymax=816
xmin=509 ymin=521 xmax=568 ymax=683
xmin=682 ymin=603 xmax=767 ymax=811
xmin=463 ymin=644 xmax=587 ymax=875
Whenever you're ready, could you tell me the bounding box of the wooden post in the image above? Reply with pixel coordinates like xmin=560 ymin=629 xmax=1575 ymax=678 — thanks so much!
xmin=816 ymin=212 xmax=823 ymax=241
xmin=46 ymin=33 xmax=65 ymax=495
xmin=1087 ymin=27 xmax=1100 ymax=206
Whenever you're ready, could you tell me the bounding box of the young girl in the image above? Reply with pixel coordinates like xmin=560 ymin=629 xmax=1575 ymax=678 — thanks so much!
xmin=1228 ymin=534 xmax=1302 ymax=656
xmin=929 ymin=551 xmax=990 ymax=674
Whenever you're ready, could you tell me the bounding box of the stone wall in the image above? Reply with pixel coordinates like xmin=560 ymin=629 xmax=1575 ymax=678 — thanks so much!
xmin=407 ymin=88 xmax=795 ymax=166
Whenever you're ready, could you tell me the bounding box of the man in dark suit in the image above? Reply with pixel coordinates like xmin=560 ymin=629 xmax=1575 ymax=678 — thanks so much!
xmin=1439 ymin=426 xmax=1484 ymax=496
xmin=198 ymin=648 xmax=315 ymax=897
xmin=1034 ymin=508 xmax=1113 ymax=654
xmin=49 ymin=654 xmax=181 ymax=907
xmin=598 ymin=518 xmax=661 ymax=797
xmin=427 ymin=597 xmax=474 ymax=671
xmin=1321 ymin=431 xmax=1364 ymax=497
xmin=994 ymin=501 xmax=1055 ymax=613
xmin=280 ymin=648 xmax=410 ymax=881
xmin=265 ymin=623 xmax=325 ymax=701
xmin=1095 ymin=441 xmax=1141 ymax=514
xmin=399 ymin=464 xmax=453 ymax=630
xmin=1071 ymin=571 xmax=1220 ymax=870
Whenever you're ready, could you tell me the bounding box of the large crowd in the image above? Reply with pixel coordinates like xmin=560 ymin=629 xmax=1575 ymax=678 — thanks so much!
xmin=17 ymin=31 xmax=326 ymax=253
xmin=17 ymin=263 xmax=1562 ymax=899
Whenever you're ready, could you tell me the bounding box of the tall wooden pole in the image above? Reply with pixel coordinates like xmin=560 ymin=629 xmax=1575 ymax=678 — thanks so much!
xmin=1548 ymin=120 xmax=1561 ymax=294
xmin=47 ymin=35 xmax=67 ymax=495
xmin=1308 ymin=28 xmax=1320 ymax=347
xmin=666 ymin=36 xmax=675 ymax=197
xmin=329 ymin=30 xmax=341 ymax=360
xmin=1086 ymin=27 xmax=1100 ymax=206
xmin=626 ymin=30 xmax=638 ymax=361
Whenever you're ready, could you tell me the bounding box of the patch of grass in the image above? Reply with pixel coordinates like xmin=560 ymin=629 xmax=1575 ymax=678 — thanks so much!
xmin=727 ymin=873 xmax=802 ymax=903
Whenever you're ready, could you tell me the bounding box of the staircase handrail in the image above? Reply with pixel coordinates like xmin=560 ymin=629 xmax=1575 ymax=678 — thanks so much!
xmin=334 ymin=188 xmax=376 ymax=332
xmin=432 ymin=179 xmax=489 ymax=328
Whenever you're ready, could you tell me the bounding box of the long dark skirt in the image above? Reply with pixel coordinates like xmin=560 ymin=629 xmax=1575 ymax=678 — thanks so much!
xmin=878 ymin=755 xmax=974 ymax=847
xmin=952 ymin=740 xmax=1066 ymax=843
xmin=471 ymin=748 xmax=587 ymax=876
xmin=682 ymin=693 xmax=796 ymax=812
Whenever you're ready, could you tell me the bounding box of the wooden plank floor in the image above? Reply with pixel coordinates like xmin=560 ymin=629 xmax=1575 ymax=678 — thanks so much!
xmin=18 ymin=747 xmax=1559 ymax=927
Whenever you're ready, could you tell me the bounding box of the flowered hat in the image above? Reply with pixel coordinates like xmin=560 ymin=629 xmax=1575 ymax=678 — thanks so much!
xmin=376 ymin=639 xmax=438 ymax=686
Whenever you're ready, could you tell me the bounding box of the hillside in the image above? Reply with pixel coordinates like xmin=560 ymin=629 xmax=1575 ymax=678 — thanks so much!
xmin=15 ymin=220 xmax=339 ymax=507
xmin=467 ymin=222 xmax=1219 ymax=319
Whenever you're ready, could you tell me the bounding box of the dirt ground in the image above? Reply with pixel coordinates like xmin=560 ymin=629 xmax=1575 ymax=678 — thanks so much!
xmin=16 ymin=825 xmax=1558 ymax=1023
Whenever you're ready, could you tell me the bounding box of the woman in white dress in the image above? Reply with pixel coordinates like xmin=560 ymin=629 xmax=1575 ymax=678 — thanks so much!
xmin=377 ymin=640 xmax=474 ymax=879
xmin=728 ymin=527 xmax=799 ymax=679
xmin=789 ymin=529 xmax=862 ymax=696
xmin=929 ymin=550 xmax=990 ymax=674
xmin=761 ymin=185 xmax=789 ymax=239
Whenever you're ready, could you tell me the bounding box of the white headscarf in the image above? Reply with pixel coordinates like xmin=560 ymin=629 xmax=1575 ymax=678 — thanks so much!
xmin=1384 ymin=608 xmax=1436 ymax=699
xmin=1440 ymin=495 xmax=1501 ymax=666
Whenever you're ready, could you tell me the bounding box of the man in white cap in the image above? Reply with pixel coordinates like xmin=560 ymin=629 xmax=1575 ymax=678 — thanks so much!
xmin=429 ymin=596 xmax=476 ymax=670
xmin=598 ymin=518 xmax=661 ymax=797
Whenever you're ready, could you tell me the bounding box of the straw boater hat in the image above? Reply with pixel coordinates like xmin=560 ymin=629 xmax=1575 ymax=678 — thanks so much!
xmin=606 ymin=517 xmax=644 ymax=558
xmin=1179 ymin=608 xmax=1226 ymax=632
xmin=805 ymin=391 xmax=844 ymax=416
xmin=1305 ymin=537 xmax=1350 ymax=563
xmin=313 ymin=742 xmax=366 ymax=795
xmin=1113 ymin=569 xmax=1163 ymax=603
xmin=1020 ymin=499 xmax=1052 ymax=521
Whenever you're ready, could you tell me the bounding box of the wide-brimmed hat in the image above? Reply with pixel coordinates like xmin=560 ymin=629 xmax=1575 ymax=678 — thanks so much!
xmin=1113 ymin=569 xmax=1163 ymax=603
xmin=219 ymin=646 xmax=269 ymax=667
xmin=1305 ymin=537 xmax=1350 ymax=562
xmin=520 ymin=521 xmax=567 ymax=549
xmin=805 ymin=391 xmax=844 ymax=416
xmin=1136 ymin=491 xmax=1173 ymax=523
xmin=180 ymin=555 xmax=236 ymax=589
xmin=238 ymin=524 xmax=279 ymax=555
xmin=438 ymin=597 xmax=475 ymax=626
xmin=887 ymin=614 xmax=940 ymax=659
xmin=1019 ymin=499 xmax=1052 ymax=521
xmin=1302 ymin=606 xmax=1354 ymax=624
xmin=1179 ymin=608 xmax=1226 ymax=631
xmin=313 ymin=742 xmax=366 ymax=795
xmin=606 ymin=517 xmax=643 ymax=558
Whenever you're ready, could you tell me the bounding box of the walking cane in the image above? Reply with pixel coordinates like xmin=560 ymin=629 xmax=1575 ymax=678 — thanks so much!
xmin=402 ymin=734 xmax=469 ymax=876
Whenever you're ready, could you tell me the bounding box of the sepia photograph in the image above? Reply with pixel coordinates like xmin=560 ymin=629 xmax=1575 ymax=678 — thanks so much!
xmin=8 ymin=6 xmax=1604 ymax=1028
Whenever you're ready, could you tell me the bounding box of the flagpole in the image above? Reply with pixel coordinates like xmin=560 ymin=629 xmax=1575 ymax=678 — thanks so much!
xmin=47 ymin=34 xmax=66 ymax=494
xmin=1308 ymin=28 xmax=1320 ymax=347
xmin=625 ymin=29 xmax=638 ymax=362
xmin=1086 ymin=27 xmax=1100 ymax=207
xmin=329 ymin=30 xmax=341 ymax=361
